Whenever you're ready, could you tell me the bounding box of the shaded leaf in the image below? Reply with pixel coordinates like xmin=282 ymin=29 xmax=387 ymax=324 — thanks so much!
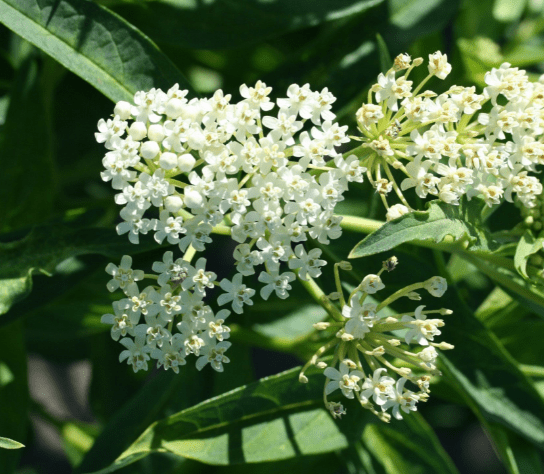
xmin=0 ymin=220 xmax=163 ymax=316
xmin=108 ymin=0 xmax=385 ymax=50
xmin=349 ymin=198 xmax=496 ymax=259
xmin=0 ymin=0 xmax=193 ymax=103
xmin=0 ymin=57 xmax=55 ymax=234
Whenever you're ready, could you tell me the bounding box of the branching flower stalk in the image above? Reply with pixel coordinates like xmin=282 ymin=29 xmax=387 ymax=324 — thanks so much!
xmin=298 ymin=257 xmax=454 ymax=422
xmin=353 ymin=52 xmax=544 ymax=221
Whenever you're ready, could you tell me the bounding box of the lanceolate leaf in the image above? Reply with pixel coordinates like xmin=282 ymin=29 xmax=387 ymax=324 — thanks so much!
xmin=83 ymin=365 xmax=458 ymax=474
xmin=0 ymin=437 xmax=24 ymax=450
xmin=349 ymin=198 xmax=496 ymax=259
xmin=0 ymin=0 xmax=193 ymax=103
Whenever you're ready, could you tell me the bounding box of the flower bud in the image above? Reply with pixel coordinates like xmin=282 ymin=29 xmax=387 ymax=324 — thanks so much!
xmin=397 ymin=367 xmax=411 ymax=377
xmin=184 ymin=188 xmax=203 ymax=209
xmin=343 ymin=358 xmax=357 ymax=369
xmin=164 ymin=195 xmax=183 ymax=213
xmin=140 ymin=140 xmax=160 ymax=159
xmin=338 ymin=261 xmax=353 ymax=271
xmin=388 ymin=339 xmax=401 ymax=346
xmin=383 ymin=256 xmax=399 ymax=272
xmin=178 ymin=153 xmax=196 ymax=173
xmin=165 ymin=98 xmax=185 ymax=119
xmin=114 ymin=101 xmax=132 ymax=120
xmin=327 ymin=292 xmax=341 ymax=301
xmin=148 ymin=124 xmax=166 ymax=142
xmin=159 ymin=152 xmax=178 ymax=170
xmin=439 ymin=308 xmax=453 ymax=315
xmin=316 ymin=361 xmax=328 ymax=369
xmin=299 ymin=373 xmax=309 ymax=384
xmin=129 ymin=122 xmax=147 ymax=141
xmin=413 ymin=57 xmax=424 ymax=66
xmin=313 ymin=322 xmax=330 ymax=330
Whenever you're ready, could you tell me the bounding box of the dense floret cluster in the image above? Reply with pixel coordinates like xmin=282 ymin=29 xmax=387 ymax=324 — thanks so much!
xmin=355 ymin=52 xmax=544 ymax=221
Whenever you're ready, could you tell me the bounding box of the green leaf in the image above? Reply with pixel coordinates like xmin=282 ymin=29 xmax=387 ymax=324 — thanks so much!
xmin=514 ymin=230 xmax=542 ymax=280
xmin=439 ymin=288 xmax=544 ymax=451
xmin=0 ymin=0 xmax=193 ymax=103
xmin=349 ymin=198 xmax=496 ymax=259
xmin=0 ymin=219 xmax=163 ymax=316
xmin=76 ymin=367 xmax=198 ymax=473
xmin=485 ymin=423 xmax=544 ymax=474
xmin=493 ymin=0 xmax=526 ymax=22
xmin=376 ymin=33 xmax=392 ymax=73
xmin=0 ymin=321 xmax=28 ymax=471
xmin=0 ymin=57 xmax=55 ymax=234
xmin=82 ymin=364 xmax=458 ymax=474
xmin=0 ymin=437 xmax=24 ymax=450
xmin=107 ymin=0 xmax=385 ymax=49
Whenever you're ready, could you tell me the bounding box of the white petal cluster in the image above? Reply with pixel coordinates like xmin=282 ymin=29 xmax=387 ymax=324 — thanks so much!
xmin=357 ymin=53 xmax=544 ymax=212
xmin=97 ymin=82 xmax=362 ymax=306
xmin=102 ymin=253 xmax=232 ymax=373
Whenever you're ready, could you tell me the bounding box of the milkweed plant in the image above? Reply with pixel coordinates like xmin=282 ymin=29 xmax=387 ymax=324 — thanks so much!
xmin=3 ymin=2 xmax=544 ymax=473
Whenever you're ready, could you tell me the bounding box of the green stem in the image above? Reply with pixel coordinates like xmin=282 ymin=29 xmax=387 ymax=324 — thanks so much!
xmin=297 ymin=273 xmax=344 ymax=322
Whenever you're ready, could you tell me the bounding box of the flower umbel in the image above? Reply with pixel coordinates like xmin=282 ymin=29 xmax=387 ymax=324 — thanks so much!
xmin=299 ymin=257 xmax=453 ymax=422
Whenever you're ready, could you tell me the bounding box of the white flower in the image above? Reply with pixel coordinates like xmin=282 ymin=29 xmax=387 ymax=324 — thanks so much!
xmin=119 ymin=326 xmax=151 ymax=372
xmin=386 ymin=204 xmax=410 ymax=221
xmin=105 ymin=255 xmax=144 ymax=293
xmin=258 ymin=270 xmax=296 ymax=300
xmin=218 ymin=273 xmax=255 ymax=314
xmin=424 ymin=276 xmax=447 ymax=297
xmin=360 ymin=368 xmax=396 ymax=406
xmin=101 ymin=300 xmax=139 ymax=341
xmin=342 ymin=297 xmax=377 ymax=339
xmin=360 ymin=274 xmax=385 ymax=294
xmin=196 ymin=341 xmax=231 ymax=372
xmin=418 ymin=346 xmax=438 ymax=367
xmin=288 ymin=245 xmax=326 ymax=281
xmin=428 ymin=51 xmax=451 ymax=80
xmin=151 ymin=335 xmax=186 ymax=373
xmin=324 ymin=363 xmax=365 ymax=399
xmin=402 ymin=305 xmax=443 ymax=345
xmin=382 ymin=378 xmax=419 ymax=419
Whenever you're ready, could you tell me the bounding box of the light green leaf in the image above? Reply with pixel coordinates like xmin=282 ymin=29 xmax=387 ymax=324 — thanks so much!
xmin=493 ymin=0 xmax=526 ymax=22
xmin=349 ymin=198 xmax=496 ymax=259
xmin=107 ymin=0 xmax=385 ymax=49
xmin=0 ymin=0 xmax=193 ymax=103
xmin=514 ymin=230 xmax=543 ymax=279
xmin=0 ymin=437 xmax=24 ymax=450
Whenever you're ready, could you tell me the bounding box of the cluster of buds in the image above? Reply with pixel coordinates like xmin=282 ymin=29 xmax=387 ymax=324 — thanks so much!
xmin=298 ymin=257 xmax=453 ymax=422
xmin=354 ymin=51 xmax=543 ymax=221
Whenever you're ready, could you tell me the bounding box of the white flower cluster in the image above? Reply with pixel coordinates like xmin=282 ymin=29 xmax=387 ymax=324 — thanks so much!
xmin=96 ymin=82 xmax=365 ymax=308
xmin=101 ymin=254 xmax=232 ymax=373
xmin=355 ymin=51 xmax=544 ymax=218
xmin=299 ymin=258 xmax=453 ymax=422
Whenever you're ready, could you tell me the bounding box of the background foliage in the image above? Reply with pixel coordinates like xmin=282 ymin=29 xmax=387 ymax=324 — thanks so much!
xmin=1 ymin=0 xmax=544 ymax=472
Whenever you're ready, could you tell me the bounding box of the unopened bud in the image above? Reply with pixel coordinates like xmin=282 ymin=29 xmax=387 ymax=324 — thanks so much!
xmin=299 ymin=373 xmax=309 ymax=384
xmin=313 ymin=322 xmax=330 ymax=330
xmin=413 ymin=57 xmax=424 ymax=66
xmin=397 ymin=367 xmax=412 ymax=377
xmin=385 ymin=317 xmax=398 ymax=324
xmin=418 ymin=392 xmax=430 ymax=402
xmin=383 ymin=256 xmax=398 ymax=272
xmin=406 ymin=291 xmax=421 ymax=300
xmin=378 ymin=411 xmax=391 ymax=423
xmin=388 ymin=339 xmax=401 ymax=346
xmin=421 ymin=90 xmax=437 ymax=97
xmin=341 ymin=332 xmax=355 ymax=342
xmin=367 ymin=346 xmax=385 ymax=356
xmin=391 ymin=160 xmax=403 ymax=169
xmin=343 ymin=358 xmax=357 ymax=369
xmin=327 ymin=292 xmax=341 ymax=301
xmin=439 ymin=308 xmax=453 ymax=315
xmin=338 ymin=261 xmax=353 ymax=271
xmin=316 ymin=361 xmax=328 ymax=369
xmin=436 ymin=342 xmax=455 ymax=350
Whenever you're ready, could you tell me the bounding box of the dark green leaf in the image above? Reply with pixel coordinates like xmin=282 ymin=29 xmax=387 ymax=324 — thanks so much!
xmin=375 ymin=33 xmax=392 ymax=73
xmin=0 ymin=321 xmax=28 ymax=471
xmin=0 ymin=57 xmax=55 ymax=234
xmin=0 ymin=219 xmax=163 ymax=316
xmin=108 ymin=0 xmax=384 ymax=50
xmin=0 ymin=0 xmax=193 ymax=102
xmin=349 ymin=198 xmax=496 ymax=259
